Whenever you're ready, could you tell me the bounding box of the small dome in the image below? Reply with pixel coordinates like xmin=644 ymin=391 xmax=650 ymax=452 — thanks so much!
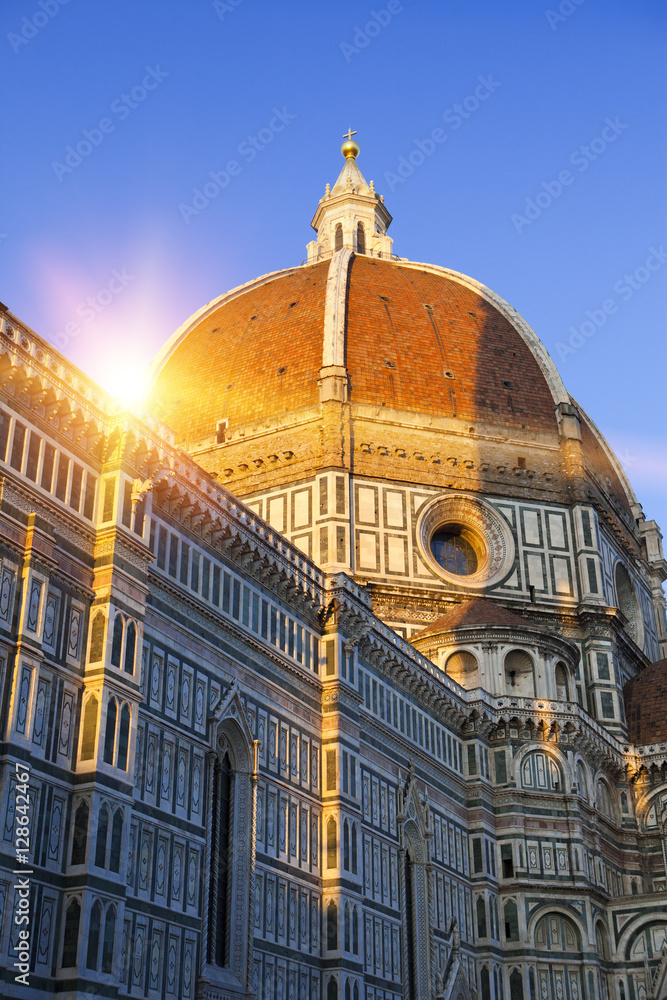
xmin=411 ymin=599 xmax=533 ymax=638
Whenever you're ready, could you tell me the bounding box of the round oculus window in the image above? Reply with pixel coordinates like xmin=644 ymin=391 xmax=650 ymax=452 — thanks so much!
xmin=417 ymin=494 xmax=515 ymax=589
xmin=430 ymin=525 xmax=480 ymax=576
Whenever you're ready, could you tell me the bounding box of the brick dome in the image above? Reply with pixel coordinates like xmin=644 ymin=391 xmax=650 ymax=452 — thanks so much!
xmin=148 ymin=256 xmax=560 ymax=443
xmin=624 ymin=659 xmax=667 ymax=745
xmin=147 ymin=253 xmax=634 ymax=519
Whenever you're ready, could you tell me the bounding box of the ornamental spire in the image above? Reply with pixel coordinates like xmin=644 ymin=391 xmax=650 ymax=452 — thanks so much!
xmin=307 ymin=133 xmax=393 ymax=263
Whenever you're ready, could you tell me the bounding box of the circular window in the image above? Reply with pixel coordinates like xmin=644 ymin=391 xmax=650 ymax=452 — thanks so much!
xmin=417 ymin=494 xmax=515 ymax=589
xmin=431 ymin=525 xmax=480 ymax=576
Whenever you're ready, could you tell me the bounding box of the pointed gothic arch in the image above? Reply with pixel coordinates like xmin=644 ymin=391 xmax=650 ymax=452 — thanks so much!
xmin=399 ymin=766 xmax=434 ymax=1000
xmin=201 ymin=683 xmax=257 ymax=997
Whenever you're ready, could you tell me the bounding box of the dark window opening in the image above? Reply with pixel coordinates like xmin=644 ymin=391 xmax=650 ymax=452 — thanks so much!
xmin=431 ymin=526 xmax=478 ymax=575
xmin=95 ymin=805 xmax=109 ymax=867
xmin=476 ymin=896 xmax=487 ymax=938
xmin=327 ymin=900 xmax=338 ymax=950
xmin=124 ymin=622 xmax=136 ymax=674
xmin=41 ymin=443 xmax=55 ymax=491
xmin=501 ymin=844 xmax=514 ymax=879
xmin=61 ymin=900 xmax=81 ymax=968
xmin=110 ymin=616 xmax=123 ymax=667
xmin=210 ymin=753 xmax=232 ymax=967
xmin=26 ymin=432 xmax=40 ymax=481
xmin=504 ymin=900 xmax=519 ymax=941
xmin=109 ymin=811 xmax=123 ymax=873
xmin=55 ymin=454 xmax=69 ymax=501
xmin=71 ymin=801 xmax=89 ymax=865
xmin=70 ymin=463 xmax=83 ymax=512
xmin=103 ymin=700 xmax=116 ymax=764
xmin=405 ymin=851 xmax=416 ymax=994
xmin=10 ymin=422 xmax=26 ymax=471
xmin=101 ymin=907 xmax=115 ymax=974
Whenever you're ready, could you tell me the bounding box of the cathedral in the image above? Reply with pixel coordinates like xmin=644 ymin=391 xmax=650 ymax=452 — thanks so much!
xmin=0 ymin=135 xmax=666 ymax=1000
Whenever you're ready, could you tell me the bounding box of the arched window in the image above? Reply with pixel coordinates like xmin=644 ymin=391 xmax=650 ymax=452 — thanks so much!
xmin=101 ymin=906 xmax=115 ymax=974
xmin=327 ymin=817 xmax=337 ymax=869
xmin=204 ymin=711 xmax=255 ymax=994
xmin=595 ymin=924 xmax=608 ymax=960
xmin=596 ymin=780 xmax=615 ymax=822
xmin=89 ymin=612 xmax=106 ymax=662
xmin=86 ymin=900 xmax=102 ymax=969
xmin=345 ymin=981 xmax=351 ymax=1000
xmin=103 ymin=699 xmax=117 ymax=764
xmin=576 ymin=761 xmax=589 ymax=802
xmin=62 ymin=899 xmax=81 ymax=968
xmin=117 ymin=704 xmax=130 ymax=770
xmin=351 ymin=823 xmax=358 ymax=875
xmin=555 ymin=663 xmax=569 ymax=701
xmin=477 ymin=896 xmax=488 ymax=938
xmin=405 ymin=846 xmax=416 ymax=990
xmin=95 ymin=805 xmax=109 ymax=868
xmin=327 ymin=900 xmax=338 ymax=950
xmin=71 ymin=801 xmax=89 ymax=865
xmin=210 ymin=752 xmax=232 ymax=967
xmin=615 ymin=563 xmax=642 ymax=645
xmin=481 ymin=967 xmax=491 ymax=1000
xmin=621 ymin=791 xmax=629 ymax=815
xmin=352 ymin=906 xmax=359 ymax=954
xmin=510 ymin=969 xmax=524 ymax=1000
xmin=110 ymin=810 xmax=123 ymax=873
xmin=343 ymin=820 xmax=350 ymax=871
xmin=529 ymin=969 xmax=536 ymax=1000
xmin=504 ymin=650 xmax=535 ymax=697
xmin=445 ymin=651 xmax=479 ymax=689
xmin=110 ymin=614 xmax=124 ymax=667
xmin=124 ymin=621 xmax=136 ymax=673
xmin=344 ymin=902 xmax=350 ymax=950
xmin=521 ymin=751 xmax=562 ymax=791
xmin=504 ymin=900 xmax=519 ymax=941
xmin=353 ymin=982 xmax=359 ymax=1000
xmin=334 ymin=224 xmax=343 ymax=252
xmin=631 ymin=879 xmax=638 ymax=895
xmin=328 ymin=979 xmax=338 ymax=1000
xmin=356 ymin=222 xmax=366 ymax=254
xmin=80 ymin=695 xmax=98 ymax=761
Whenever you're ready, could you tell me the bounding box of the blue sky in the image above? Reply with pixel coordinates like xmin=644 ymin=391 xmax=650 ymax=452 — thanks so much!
xmin=1 ymin=0 xmax=666 ymax=531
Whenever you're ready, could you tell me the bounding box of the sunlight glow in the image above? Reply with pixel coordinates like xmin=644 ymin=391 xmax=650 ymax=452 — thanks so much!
xmin=100 ymin=361 xmax=151 ymax=408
